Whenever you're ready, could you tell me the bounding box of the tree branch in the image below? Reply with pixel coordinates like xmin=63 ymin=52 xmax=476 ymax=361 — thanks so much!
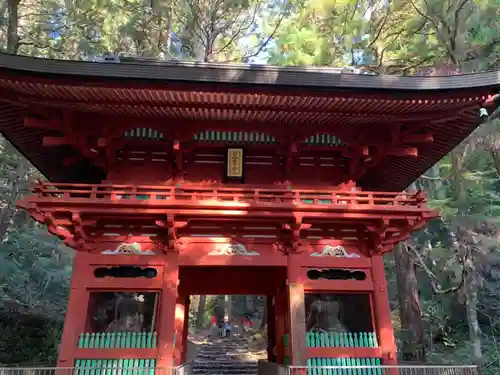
xmin=409 ymin=242 xmax=466 ymax=294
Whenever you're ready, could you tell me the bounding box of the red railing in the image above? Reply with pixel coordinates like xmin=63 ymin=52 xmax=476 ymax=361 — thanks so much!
xmin=28 ymin=182 xmax=427 ymax=208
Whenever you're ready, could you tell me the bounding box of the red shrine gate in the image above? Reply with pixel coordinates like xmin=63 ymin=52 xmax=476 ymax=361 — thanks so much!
xmin=0 ymin=54 xmax=497 ymax=371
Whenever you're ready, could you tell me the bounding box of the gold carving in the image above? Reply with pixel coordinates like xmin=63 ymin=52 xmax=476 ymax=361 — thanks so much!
xmin=310 ymin=245 xmax=360 ymax=258
xmin=208 ymin=243 xmax=259 ymax=256
xmin=101 ymin=242 xmax=155 ymax=255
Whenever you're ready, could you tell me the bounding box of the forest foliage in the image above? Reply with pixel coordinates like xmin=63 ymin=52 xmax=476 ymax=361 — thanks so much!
xmin=0 ymin=0 xmax=499 ymax=372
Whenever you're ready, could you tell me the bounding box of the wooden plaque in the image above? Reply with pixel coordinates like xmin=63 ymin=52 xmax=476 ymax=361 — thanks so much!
xmin=225 ymin=147 xmax=244 ymax=182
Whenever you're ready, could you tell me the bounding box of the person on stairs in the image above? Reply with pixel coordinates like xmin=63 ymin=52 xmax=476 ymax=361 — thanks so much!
xmin=242 ymin=314 xmax=253 ymax=332
xmin=224 ymin=319 xmax=233 ymax=338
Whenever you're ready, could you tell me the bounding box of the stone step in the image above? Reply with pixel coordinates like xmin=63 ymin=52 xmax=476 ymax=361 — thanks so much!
xmin=195 ymin=356 xmax=248 ymax=361
xmin=199 ymin=351 xmax=248 ymax=354
xmin=193 ymin=337 xmax=257 ymax=375
xmin=193 ymin=372 xmax=256 ymax=374
xmin=191 ymin=369 xmax=258 ymax=375
xmin=193 ymin=362 xmax=257 ymax=368
xmin=200 ymin=348 xmax=248 ymax=351
xmin=199 ymin=349 xmax=248 ymax=354
xmin=204 ymin=342 xmax=248 ymax=346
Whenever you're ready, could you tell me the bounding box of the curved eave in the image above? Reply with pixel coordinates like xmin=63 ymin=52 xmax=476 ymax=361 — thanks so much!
xmin=0 ymin=53 xmax=498 ymax=190
xmin=0 ymin=53 xmax=498 ymax=92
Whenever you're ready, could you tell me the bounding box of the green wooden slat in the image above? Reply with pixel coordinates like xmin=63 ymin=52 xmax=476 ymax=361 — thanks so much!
xmin=89 ymin=359 xmax=97 ymax=375
xmin=339 ymin=333 xmax=345 ymax=347
xmin=124 ymin=128 xmax=164 ymax=140
xmin=97 ymin=333 xmax=103 ymax=348
xmin=75 ymin=359 xmax=82 ymax=375
xmin=78 ymin=333 xmax=85 ymax=348
xmin=348 ymin=332 xmax=354 ymax=347
xmin=125 ymin=332 xmax=132 ymax=348
xmin=360 ymin=332 xmax=366 ymax=347
xmin=307 ymin=358 xmax=382 ymax=375
xmin=319 ymin=332 xmax=326 ymax=347
xmin=194 ymin=131 xmax=277 ymax=144
xmin=353 ymin=333 xmax=359 ymax=347
xmin=83 ymin=333 xmax=90 ymax=348
xmin=89 ymin=333 xmax=95 ymax=349
xmin=321 ymin=357 xmax=328 ymax=375
xmin=119 ymin=359 xmax=126 ymax=375
xmin=306 ymin=332 xmax=377 ymax=348
xmin=104 ymin=332 xmax=111 ymax=348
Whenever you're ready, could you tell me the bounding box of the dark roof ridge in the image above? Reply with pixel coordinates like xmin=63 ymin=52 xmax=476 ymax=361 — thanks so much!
xmin=0 ymin=53 xmax=499 ymax=91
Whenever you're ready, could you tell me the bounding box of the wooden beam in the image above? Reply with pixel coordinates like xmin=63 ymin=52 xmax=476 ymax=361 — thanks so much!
xmin=24 ymin=116 xmax=62 ymax=130
xmin=400 ymin=132 xmax=434 ymax=144
xmin=43 ymin=135 xmax=76 ymax=147
xmin=386 ymin=147 xmax=418 ymax=157
xmin=26 ymin=206 xmax=430 ymax=221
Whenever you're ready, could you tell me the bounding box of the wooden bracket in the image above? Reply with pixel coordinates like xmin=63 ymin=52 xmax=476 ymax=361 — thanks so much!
xmin=29 ymin=210 xmax=95 ymax=251
xmin=380 ymin=218 xmax=415 ymax=252
xmin=366 ymin=218 xmax=390 ymax=253
xmin=279 ymin=216 xmax=311 ymax=253
xmin=156 ymin=218 xmax=188 ymax=253
xmin=173 ymin=140 xmax=184 ymax=176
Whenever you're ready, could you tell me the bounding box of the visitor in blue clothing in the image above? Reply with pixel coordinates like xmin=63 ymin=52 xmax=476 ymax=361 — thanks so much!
xmin=224 ymin=319 xmax=232 ymax=337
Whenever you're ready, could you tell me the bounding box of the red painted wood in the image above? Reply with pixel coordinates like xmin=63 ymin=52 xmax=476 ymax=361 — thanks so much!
xmin=156 ymin=253 xmax=179 ymax=369
xmin=57 ymin=254 xmax=89 ymax=367
xmin=179 ymin=266 xmax=286 ymax=295
xmin=18 ymin=158 xmax=438 ymax=368
xmin=306 ymin=347 xmax=382 ymax=359
xmin=371 ymin=254 xmax=398 ymax=365
xmin=302 ymin=279 xmax=374 ymax=292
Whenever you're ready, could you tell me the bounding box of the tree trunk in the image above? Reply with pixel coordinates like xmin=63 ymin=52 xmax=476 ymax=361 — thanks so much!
xmin=0 ymin=159 xmax=27 ymax=242
xmin=465 ymin=268 xmax=482 ymax=365
xmin=224 ymin=295 xmax=232 ymax=321
xmin=260 ymin=298 xmax=267 ymax=330
xmin=196 ymin=295 xmax=206 ymax=328
xmin=7 ymin=0 xmax=20 ymax=54
xmin=393 ymin=242 xmax=426 ymax=362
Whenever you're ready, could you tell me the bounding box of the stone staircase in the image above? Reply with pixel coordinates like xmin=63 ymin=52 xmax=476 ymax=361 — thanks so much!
xmin=192 ymin=336 xmax=258 ymax=375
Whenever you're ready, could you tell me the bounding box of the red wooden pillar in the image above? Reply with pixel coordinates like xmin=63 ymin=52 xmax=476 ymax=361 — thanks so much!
xmin=173 ymin=292 xmax=189 ymax=365
xmin=266 ymin=295 xmax=276 ymax=362
xmin=181 ymin=296 xmax=190 ymax=363
xmin=156 ymin=253 xmax=179 ymax=369
xmin=57 ymin=253 xmax=90 ymax=367
xmin=371 ymin=254 xmax=398 ymax=364
xmin=274 ymin=288 xmax=287 ymax=364
xmin=287 ymin=254 xmax=307 ymax=366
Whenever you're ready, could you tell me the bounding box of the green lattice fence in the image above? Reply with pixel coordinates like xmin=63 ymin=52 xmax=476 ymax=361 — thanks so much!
xmin=74 ymin=359 xmax=157 ymax=375
xmin=78 ymin=332 xmax=158 ymax=349
xmin=307 ymin=358 xmax=382 ymax=375
xmin=306 ymin=332 xmax=378 ymax=348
